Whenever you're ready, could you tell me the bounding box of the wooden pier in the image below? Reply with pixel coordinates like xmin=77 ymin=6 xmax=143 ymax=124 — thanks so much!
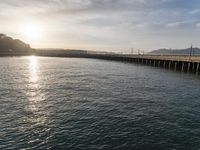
xmin=2 ymin=50 xmax=199 ymax=74
xmin=83 ymin=54 xmax=200 ymax=74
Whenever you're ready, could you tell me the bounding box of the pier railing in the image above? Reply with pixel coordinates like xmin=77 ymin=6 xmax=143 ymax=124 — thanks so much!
xmin=124 ymin=55 xmax=200 ymax=63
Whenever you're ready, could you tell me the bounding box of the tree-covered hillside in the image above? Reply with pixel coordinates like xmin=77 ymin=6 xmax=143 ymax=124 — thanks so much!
xmin=0 ymin=34 xmax=32 ymax=54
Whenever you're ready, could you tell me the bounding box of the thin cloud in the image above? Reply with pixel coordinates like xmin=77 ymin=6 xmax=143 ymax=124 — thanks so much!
xmin=189 ymin=9 xmax=200 ymax=14
xmin=165 ymin=20 xmax=197 ymax=28
xmin=0 ymin=0 xmax=200 ymax=51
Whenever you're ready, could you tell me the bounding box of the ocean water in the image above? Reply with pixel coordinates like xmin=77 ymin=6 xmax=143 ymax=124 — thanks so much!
xmin=0 ymin=56 xmax=200 ymax=150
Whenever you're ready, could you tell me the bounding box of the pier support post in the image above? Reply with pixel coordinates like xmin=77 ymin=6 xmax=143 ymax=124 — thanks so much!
xmin=187 ymin=62 xmax=190 ymax=72
xmin=169 ymin=61 xmax=171 ymax=69
xmin=181 ymin=62 xmax=184 ymax=72
xmin=175 ymin=62 xmax=177 ymax=71
xmin=192 ymin=63 xmax=195 ymax=72
xmin=196 ymin=63 xmax=199 ymax=74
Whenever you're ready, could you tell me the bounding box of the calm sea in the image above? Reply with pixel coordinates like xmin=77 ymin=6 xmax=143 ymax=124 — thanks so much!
xmin=0 ymin=56 xmax=200 ymax=150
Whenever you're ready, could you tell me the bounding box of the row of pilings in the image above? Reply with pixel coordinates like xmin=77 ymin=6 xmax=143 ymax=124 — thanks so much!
xmin=32 ymin=52 xmax=200 ymax=74
xmin=134 ymin=59 xmax=200 ymax=74
xmin=84 ymin=54 xmax=200 ymax=74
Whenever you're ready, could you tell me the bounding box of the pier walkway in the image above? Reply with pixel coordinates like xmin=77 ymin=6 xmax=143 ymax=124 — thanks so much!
xmin=2 ymin=50 xmax=199 ymax=74
xmin=84 ymin=54 xmax=200 ymax=73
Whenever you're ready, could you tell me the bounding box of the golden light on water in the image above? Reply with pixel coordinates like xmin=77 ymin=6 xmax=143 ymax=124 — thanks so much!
xmin=28 ymin=55 xmax=39 ymax=112
xmin=29 ymin=55 xmax=38 ymax=83
xmin=27 ymin=56 xmax=47 ymax=125
xmin=27 ymin=57 xmax=50 ymax=141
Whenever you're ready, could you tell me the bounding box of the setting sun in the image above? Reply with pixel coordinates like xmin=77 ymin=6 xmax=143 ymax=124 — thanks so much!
xmin=19 ymin=22 xmax=43 ymax=41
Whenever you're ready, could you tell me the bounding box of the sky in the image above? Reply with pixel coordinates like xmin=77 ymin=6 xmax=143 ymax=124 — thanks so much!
xmin=1 ymin=0 xmax=200 ymax=52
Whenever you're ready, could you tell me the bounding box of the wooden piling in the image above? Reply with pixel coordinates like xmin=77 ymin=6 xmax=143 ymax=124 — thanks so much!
xmin=175 ymin=62 xmax=177 ymax=71
xmin=169 ymin=61 xmax=171 ymax=69
xmin=196 ymin=63 xmax=199 ymax=73
xmin=192 ymin=63 xmax=195 ymax=71
xmin=187 ymin=62 xmax=190 ymax=72
xmin=181 ymin=62 xmax=184 ymax=72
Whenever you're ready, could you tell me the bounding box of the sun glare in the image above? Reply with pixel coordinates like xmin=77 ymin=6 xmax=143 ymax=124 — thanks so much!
xmin=29 ymin=55 xmax=38 ymax=83
xmin=19 ymin=22 xmax=43 ymax=41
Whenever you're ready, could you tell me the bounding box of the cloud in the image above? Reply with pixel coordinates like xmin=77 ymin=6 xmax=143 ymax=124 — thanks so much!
xmin=196 ymin=23 xmax=200 ymax=28
xmin=0 ymin=0 xmax=176 ymax=17
xmin=0 ymin=0 xmax=200 ymax=51
xmin=165 ymin=20 xmax=197 ymax=28
xmin=166 ymin=22 xmax=185 ymax=28
xmin=189 ymin=9 xmax=200 ymax=14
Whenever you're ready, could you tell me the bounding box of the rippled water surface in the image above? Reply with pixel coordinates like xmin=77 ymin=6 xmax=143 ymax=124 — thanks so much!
xmin=1 ymin=56 xmax=200 ymax=150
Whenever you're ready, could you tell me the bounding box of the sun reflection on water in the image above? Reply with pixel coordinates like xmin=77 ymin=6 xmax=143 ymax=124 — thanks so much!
xmin=25 ymin=56 xmax=49 ymax=145
xmin=27 ymin=56 xmax=46 ymax=122
xmin=28 ymin=55 xmax=40 ymax=112
xmin=29 ymin=55 xmax=38 ymax=83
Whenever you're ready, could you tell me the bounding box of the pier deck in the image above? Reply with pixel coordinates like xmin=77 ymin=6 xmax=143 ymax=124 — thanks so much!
xmin=84 ymin=54 xmax=200 ymax=73
xmin=127 ymin=55 xmax=200 ymax=63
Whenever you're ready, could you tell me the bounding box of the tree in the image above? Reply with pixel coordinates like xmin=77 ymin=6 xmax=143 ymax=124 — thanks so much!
xmin=0 ymin=33 xmax=31 ymax=53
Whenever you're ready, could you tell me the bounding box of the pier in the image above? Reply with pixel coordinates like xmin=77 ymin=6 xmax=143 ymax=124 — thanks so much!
xmin=33 ymin=50 xmax=200 ymax=74
xmin=82 ymin=53 xmax=200 ymax=74
xmin=2 ymin=49 xmax=200 ymax=74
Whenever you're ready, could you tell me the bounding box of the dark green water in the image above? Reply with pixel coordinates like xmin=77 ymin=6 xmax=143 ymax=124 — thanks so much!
xmin=0 ymin=56 xmax=200 ymax=150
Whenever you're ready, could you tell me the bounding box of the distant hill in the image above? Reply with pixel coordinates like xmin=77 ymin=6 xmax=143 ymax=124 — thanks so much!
xmin=149 ymin=48 xmax=200 ymax=55
xmin=0 ymin=33 xmax=32 ymax=55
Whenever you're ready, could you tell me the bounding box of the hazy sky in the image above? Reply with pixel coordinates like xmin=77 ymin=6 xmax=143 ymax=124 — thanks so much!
xmin=1 ymin=0 xmax=200 ymax=52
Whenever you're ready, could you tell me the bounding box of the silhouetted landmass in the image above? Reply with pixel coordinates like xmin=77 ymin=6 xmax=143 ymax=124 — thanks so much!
xmin=35 ymin=49 xmax=87 ymax=57
xmin=149 ymin=48 xmax=200 ymax=55
xmin=2 ymin=33 xmax=200 ymax=57
xmin=0 ymin=33 xmax=32 ymax=55
xmin=0 ymin=34 xmax=89 ymax=57
xmin=35 ymin=49 xmax=113 ymax=57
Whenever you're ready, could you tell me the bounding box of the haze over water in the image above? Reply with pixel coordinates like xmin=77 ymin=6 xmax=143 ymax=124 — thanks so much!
xmin=0 ymin=56 xmax=200 ymax=149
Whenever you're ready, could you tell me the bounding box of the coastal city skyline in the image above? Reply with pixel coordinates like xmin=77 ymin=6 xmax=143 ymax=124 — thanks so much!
xmin=1 ymin=0 xmax=200 ymax=52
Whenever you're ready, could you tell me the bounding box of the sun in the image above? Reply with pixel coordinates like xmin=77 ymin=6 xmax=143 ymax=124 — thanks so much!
xmin=19 ymin=22 xmax=43 ymax=41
